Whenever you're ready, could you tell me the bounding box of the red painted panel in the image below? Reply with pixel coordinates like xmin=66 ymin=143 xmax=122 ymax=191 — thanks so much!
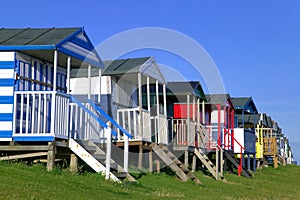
xmin=173 ymin=104 xmax=198 ymax=119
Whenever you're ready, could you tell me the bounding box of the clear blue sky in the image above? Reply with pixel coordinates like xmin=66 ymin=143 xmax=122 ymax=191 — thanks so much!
xmin=1 ymin=0 xmax=299 ymax=163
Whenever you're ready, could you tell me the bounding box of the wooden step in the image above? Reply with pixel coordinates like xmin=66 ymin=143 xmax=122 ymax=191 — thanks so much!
xmin=93 ymin=154 xmax=106 ymax=161
xmin=224 ymin=151 xmax=252 ymax=178
xmin=152 ymin=143 xmax=202 ymax=184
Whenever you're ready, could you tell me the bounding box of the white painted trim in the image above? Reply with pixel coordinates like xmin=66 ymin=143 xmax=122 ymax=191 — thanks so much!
xmin=0 ymin=52 xmax=15 ymax=61
xmin=0 ymin=122 xmax=12 ymax=131
xmin=0 ymin=138 xmax=12 ymax=141
xmin=0 ymin=69 xmax=14 ymax=79
xmin=0 ymin=104 xmax=13 ymax=113
xmin=0 ymin=87 xmax=13 ymax=96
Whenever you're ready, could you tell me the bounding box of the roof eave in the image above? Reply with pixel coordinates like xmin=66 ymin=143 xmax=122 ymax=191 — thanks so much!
xmin=0 ymin=44 xmax=55 ymax=51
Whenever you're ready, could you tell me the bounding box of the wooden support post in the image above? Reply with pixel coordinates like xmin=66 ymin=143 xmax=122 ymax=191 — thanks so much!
xmin=124 ymin=135 xmax=129 ymax=173
xmin=253 ymin=154 xmax=256 ymax=172
xmin=98 ymin=69 xmax=102 ymax=102
xmin=274 ymin=155 xmax=278 ymax=168
xmin=138 ymin=73 xmax=142 ymax=138
xmin=138 ymin=144 xmax=143 ymax=170
xmin=202 ymin=100 xmax=205 ymax=125
xmin=216 ymin=148 xmax=219 ymax=180
xmin=247 ymin=153 xmax=251 ymax=171
xmin=156 ymin=80 xmax=160 ymax=143
xmin=149 ymin=150 xmax=153 ymax=172
xmin=105 ymin=125 xmax=112 ymax=180
xmin=192 ymin=154 xmax=196 ymax=172
xmin=47 ymin=142 xmax=55 ymax=171
xmin=220 ymin=148 xmax=223 ymax=177
xmin=70 ymin=153 xmax=78 ymax=173
xmin=187 ymin=95 xmax=190 ymax=145
xmin=184 ymin=150 xmax=189 ymax=168
xmin=67 ymin=56 xmax=71 ymax=94
xmin=88 ymin=64 xmax=91 ymax=99
xmin=155 ymin=159 xmax=160 ymax=173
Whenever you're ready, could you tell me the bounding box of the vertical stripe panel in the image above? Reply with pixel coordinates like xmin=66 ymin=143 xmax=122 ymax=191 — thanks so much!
xmin=0 ymin=52 xmax=15 ymax=140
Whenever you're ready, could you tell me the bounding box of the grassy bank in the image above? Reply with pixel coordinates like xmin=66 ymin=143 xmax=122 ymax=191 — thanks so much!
xmin=0 ymin=162 xmax=299 ymax=199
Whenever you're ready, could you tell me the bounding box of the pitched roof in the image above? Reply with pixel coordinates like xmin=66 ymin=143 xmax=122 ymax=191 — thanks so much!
xmin=102 ymin=57 xmax=166 ymax=84
xmin=231 ymin=96 xmax=258 ymax=114
xmin=236 ymin=114 xmax=260 ymax=126
xmin=0 ymin=28 xmax=78 ymax=46
xmin=102 ymin=57 xmax=151 ymax=75
xmin=205 ymin=94 xmax=231 ymax=104
xmin=166 ymin=81 xmax=206 ymax=100
xmin=0 ymin=27 xmax=103 ymax=67
xmin=231 ymin=97 xmax=251 ymax=108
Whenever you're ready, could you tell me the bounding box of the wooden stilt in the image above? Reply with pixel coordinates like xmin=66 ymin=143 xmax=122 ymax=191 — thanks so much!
xmin=138 ymin=145 xmax=143 ymax=169
xmin=70 ymin=153 xmax=78 ymax=173
xmin=192 ymin=154 xmax=196 ymax=172
xmin=184 ymin=150 xmax=189 ymax=168
xmin=155 ymin=159 xmax=160 ymax=173
xmin=274 ymin=155 xmax=278 ymax=168
xmin=220 ymin=149 xmax=223 ymax=177
xmin=47 ymin=142 xmax=55 ymax=171
xmin=149 ymin=150 xmax=153 ymax=172
xmin=216 ymin=148 xmax=219 ymax=180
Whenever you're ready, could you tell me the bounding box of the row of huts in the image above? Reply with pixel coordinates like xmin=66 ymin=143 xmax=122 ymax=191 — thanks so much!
xmin=0 ymin=27 xmax=295 ymax=183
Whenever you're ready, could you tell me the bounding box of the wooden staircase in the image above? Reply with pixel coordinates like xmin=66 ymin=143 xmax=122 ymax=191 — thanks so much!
xmin=151 ymin=143 xmax=202 ymax=184
xmin=224 ymin=151 xmax=252 ymax=178
xmin=69 ymin=139 xmax=136 ymax=182
xmin=194 ymin=148 xmax=223 ymax=180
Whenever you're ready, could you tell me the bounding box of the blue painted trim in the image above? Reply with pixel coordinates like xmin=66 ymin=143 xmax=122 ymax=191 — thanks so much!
xmin=0 ymin=45 xmax=55 ymax=51
xmin=70 ymin=36 xmax=94 ymax=51
xmin=56 ymin=28 xmax=83 ymax=49
xmin=33 ymin=61 xmax=37 ymax=90
xmin=13 ymin=136 xmax=55 ymax=142
xmin=88 ymin=100 xmax=133 ymax=139
xmin=40 ymin=63 xmax=43 ymax=90
xmin=81 ymin=30 xmax=105 ymax=67
xmin=15 ymin=60 xmax=20 ymax=91
xmin=70 ymin=96 xmax=108 ymax=129
xmin=0 ymin=61 xmax=15 ymax=69
xmin=0 ymin=131 xmax=12 ymax=138
xmin=45 ymin=64 xmax=49 ymax=90
xmin=0 ymin=79 xmax=14 ymax=86
xmin=55 ymin=27 xmax=104 ymax=68
xmin=0 ymin=113 xmax=13 ymax=121
xmin=0 ymin=96 xmax=14 ymax=103
xmin=59 ymin=47 xmax=103 ymax=68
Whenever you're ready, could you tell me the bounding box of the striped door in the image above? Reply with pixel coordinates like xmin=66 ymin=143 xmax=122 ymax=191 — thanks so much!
xmin=0 ymin=52 xmax=15 ymax=141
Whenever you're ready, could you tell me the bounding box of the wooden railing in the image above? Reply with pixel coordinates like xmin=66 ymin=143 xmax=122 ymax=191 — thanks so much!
xmin=263 ymin=137 xmax=277 ymax=156
xmin=13 ymin=91 xmax=70 ymax=139
xmin=173 ymin=119 xmax=193 ymax=146
xmin=152 ymin=114 xmax=168 ymax=144
xmin=117 ymin=108 xmax=151 ymax=142
xmin=69 ymin=99 xmax=108 ymax=142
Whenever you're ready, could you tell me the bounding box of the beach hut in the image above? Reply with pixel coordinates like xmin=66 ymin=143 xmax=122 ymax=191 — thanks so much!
xmin=204 ymin=94 xmax=253 ymax=177
xmin=231 ymin=97 xmax=258 ymax=172
xmin=164 ymin=81 xmax=224 ymax=180
xmin=0 ymin=27 xmax=133 ymax=182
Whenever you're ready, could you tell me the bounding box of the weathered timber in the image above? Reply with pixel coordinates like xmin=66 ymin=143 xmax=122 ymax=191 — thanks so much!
xmin=152 ymin=143 xmax=202 ymax=184
xmin=0 ymin=152 xmax=48 ymax=161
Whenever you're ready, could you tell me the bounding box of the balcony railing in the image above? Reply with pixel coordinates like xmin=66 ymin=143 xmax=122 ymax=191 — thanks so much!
xmin=117 ymin=108 xmax=151 ymax=142
xmin=13 ymin=91 xmax=70 ymax=139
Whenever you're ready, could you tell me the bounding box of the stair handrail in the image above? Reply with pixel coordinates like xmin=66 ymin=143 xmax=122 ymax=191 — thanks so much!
xmin=70 ymin=95 xmax=117 ymax=137
xmin=227 ymin=130 xmax=244 ymax=176
xmin=88 ymin=99 xmax=133 ymax=139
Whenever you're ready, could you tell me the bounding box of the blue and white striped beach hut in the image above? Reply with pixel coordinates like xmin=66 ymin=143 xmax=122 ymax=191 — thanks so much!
xmin=0 ymin=27 xmax=104 ymax=141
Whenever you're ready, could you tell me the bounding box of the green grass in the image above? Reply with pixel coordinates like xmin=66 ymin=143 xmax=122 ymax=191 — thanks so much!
xmin=0 ymin=162 xmax=299 ymax=200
